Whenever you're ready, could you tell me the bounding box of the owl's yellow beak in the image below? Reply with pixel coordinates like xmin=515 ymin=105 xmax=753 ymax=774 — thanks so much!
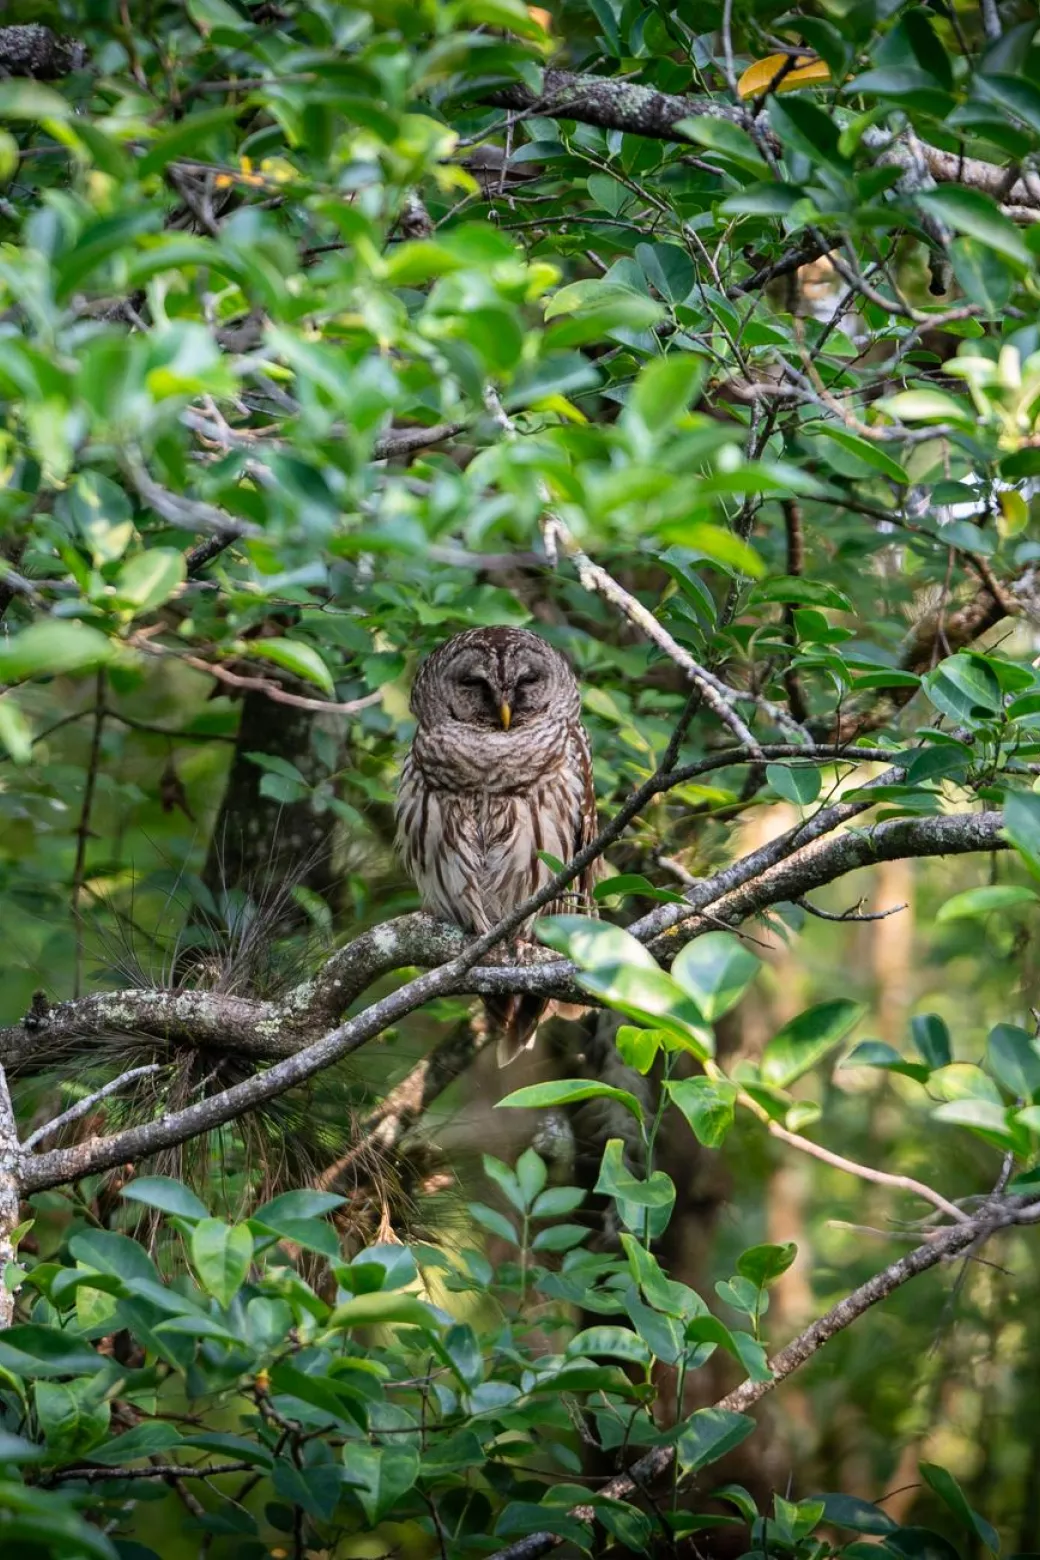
xmin=499 ymin=701 xmax=512 ymax=731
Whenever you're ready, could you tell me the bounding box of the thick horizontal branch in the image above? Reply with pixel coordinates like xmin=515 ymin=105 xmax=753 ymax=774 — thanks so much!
xmin=13 ymin=805 xmax=1004 ymax=1190
xmin=0 ymin=747 xmax=897 ymax=1073
xmin=643 ymin=809 xmax=1007 ymax=951
xmin=0 ymin=25 xmax=85 ymax=77
xmin=484 ymin=1194 xmax=1040 ymax=1560
xmin=486 ymin=70 xmax=1040 ymax=212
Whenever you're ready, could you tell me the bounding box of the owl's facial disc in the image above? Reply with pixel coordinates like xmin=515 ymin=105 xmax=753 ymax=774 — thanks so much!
xmin=447 ymin=652 xmax=550 ymax=730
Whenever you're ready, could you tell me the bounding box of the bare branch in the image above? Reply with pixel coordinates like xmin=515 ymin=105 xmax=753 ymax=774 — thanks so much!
xmin=796 ymin=895 xmax=906 ymax=924
xmin=0 ymin=746 xmax=918 ymax=1075
xmin=743 ymin=1095 xmax=970 ymax=1224
xmin=15 ymin=807 xmax=1005 ymax=1191
xmin=544 ymin=515 xmax=806 ymax=750
xmin=22 ymin=1063 xmax=165 ymax=1150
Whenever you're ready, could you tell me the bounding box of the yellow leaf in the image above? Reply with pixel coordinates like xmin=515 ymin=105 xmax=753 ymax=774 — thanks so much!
xmin=737 ymin=54 xmax=831 ymax=99
xmin=999 ymin=488 xmax=1030 ymax=535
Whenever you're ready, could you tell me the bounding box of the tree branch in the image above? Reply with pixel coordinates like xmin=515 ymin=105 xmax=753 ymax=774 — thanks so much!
xmin=0 ymin=25 xmax=85 ymax=77
xmin=13 ymin=805 xmax=1004 ymax=1191
xmin=0 ymin=745 xmax=897 ymax=1072
xmin=485 ymin=71 xmax=1040 ymax=212
xmin=483 ymin=1195 xmax=1040 ymax=1560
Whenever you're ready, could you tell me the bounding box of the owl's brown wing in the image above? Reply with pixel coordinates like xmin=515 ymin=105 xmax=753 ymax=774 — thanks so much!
xmin=573 ymin=719 xmax=600 ymax=915
xmin=495 ymin=722 xmax=600 ymax=1064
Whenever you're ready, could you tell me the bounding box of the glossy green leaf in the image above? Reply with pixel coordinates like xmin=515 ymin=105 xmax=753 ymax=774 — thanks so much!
xmin=497 ymin=1077 xmax=644 ymax=1123
xmin=121 ymin=1177 xmax=209 ymax=1221
xmin=761 ymin=1000 xmax=865 ymax=1088
xmin=671 ymin=932 xmax=760 ymax=1021
xmin=936 ymin=884 xmax=1039 ymax=922
xmin=666 ymin=1076 xmax=738 ymax=1147
xmin=676 ymin=1407 xmax=756 ymax=1473
xmin=190 ymin=1219 xmax=253 ymax=1308
xmin=243 ymin=637 xmax=336 ymax=696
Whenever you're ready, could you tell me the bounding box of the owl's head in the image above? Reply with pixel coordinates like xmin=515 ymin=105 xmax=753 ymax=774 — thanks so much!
xmin=411 ymin=626 xmax=579 ymax=732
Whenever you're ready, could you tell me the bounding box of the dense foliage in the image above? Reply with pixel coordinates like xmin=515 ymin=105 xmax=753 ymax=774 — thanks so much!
xmin=3 ymin=0 xmax=1040 ymax=1554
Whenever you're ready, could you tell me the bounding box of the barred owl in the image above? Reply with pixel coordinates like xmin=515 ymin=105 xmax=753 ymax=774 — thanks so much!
xmin=396 ymin=626 xmax=598 ymax=1062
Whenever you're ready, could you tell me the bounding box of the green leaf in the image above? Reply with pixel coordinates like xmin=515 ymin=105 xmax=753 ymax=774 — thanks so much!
xmin=253 ymin=1189 xmax=345 ymax=1224
xmin=815 ymin=424 xmax=910 ymax=483
xmin=329 ymin=1292 xmax=441 ymax=1330
xmin=933 ymin=1098 xmax=1022 ymax=1151
xmin=0 ymin=702 xmax=32 ymax=765
xmin=243 ymin=638 xmax=336 ymax=696
xmin=120 ymin=1177 xmax=209 ymax=1221
xmin=911 ymin=1013 xmax=952 ymax=1069
xmin=35 ymin=1379 xmax=109 ymax=1457
xmin=761 ymin=1000 xmax=865 ymax=1088
xmin=817 ymin=1493 xmax=898 ymax=1534
xmin=936 ymin=884 xmax=1039 ymax=921
xmin=114 ymin=549 xmax=186 ymax=614
xmin=0 ymin=81 xmax=72 ymax=120
xmin=749 ymin=576 xmax=853 ymax=611
xmin=0 ymin=622 xmax=116 ymax=683
xmin=675 ymin=116 xmax=769 ymax=174
xmin=468 ymin=1202 xmax=519 ymax=1243
xmin=595 ymin=1140 xmax=674 ymax=1209
xmin=498 ymin=1078 xmax=644 ymax=1123
xmin=676 ymin=1407 xmax=756 ymax=1473
xmin=138 ymin=105 xmax=241 ymax=178
xmin=987 ymin=1023 xmax=1040 ymax=1099
xmin=736 ymin=1242 xmax=797 ymax=1287
xmin=87 ymin=1423 xmax=184 ymax=1465
xmin=567 ymin=1325 xmax=650 ymax=1365
xmin=628 ymin=354 xmax=706 ymax=433
xmin=576 ymin=964 xmax=715 ymax=1057
xmin=530 ymin=1185 xmax=585 ymax=1218
xmin=877 ymin=390 xmax=973 ymax=425
xmin=920 ymin=1462 xmax=1000 ymax=1553
xmin=841 ymin=1040 xmax=930 ymax=1083
xmin=1004 ymin=789 xmax=1040 ymax=876
xmin=666 ymin=1076 xmax=738 ymax=1147
xmin=766 ymin=763 xmax=821 ymax=806
xmin=515 ymin=1146 xmax=547 ymax=1205
xmin=923 ymin=652 xmax=1003 ymax=724
xmin=190 ymin=1219 xmax=253 ymax=1308
xmin=593 ymin=873 xmax=683 ymax=905
xmin=670 ymin=933 xmax=760 ymax=1022
xmin=535 ymin=914 xmax=658 ymax=970
xmin=917 ymin=187 xmax=1031 ymax=267
xmin=656 ymin=519 xmax=765 ymax=578
xmin=349 ymin=1444 xmax=420 ymax=1526
xmin=615 ymin=1025 xmax=663 ymax=1073
xmin=0 ymin=1325 xmax=105 ymax=1379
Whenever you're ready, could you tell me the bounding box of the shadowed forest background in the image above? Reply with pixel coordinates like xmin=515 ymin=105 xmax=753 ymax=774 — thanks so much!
xmin=1 ymin=1 xmax=1040 ymax=1556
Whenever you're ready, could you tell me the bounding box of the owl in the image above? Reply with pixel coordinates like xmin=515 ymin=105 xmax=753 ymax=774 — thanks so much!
xmin=395 ymin=625 xmax=598 ymax=1062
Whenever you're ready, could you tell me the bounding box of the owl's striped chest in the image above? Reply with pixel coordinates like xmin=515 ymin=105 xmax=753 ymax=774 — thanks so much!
xmin=396 ymin=749 xmax=586 ymax=935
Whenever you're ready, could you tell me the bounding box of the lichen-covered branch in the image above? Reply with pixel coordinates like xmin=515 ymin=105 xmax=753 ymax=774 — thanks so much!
xmin=0 ymin=25 xmax=85 ymax=77
xmin=486 ymin=69 xmax=1040 ymax=212
xmin=14 ymin=806 xmax=1006 ymax=1192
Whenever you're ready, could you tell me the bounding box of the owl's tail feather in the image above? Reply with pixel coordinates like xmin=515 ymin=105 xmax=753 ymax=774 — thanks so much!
xmin=486 ymin=995 xmax=545 ymax=1066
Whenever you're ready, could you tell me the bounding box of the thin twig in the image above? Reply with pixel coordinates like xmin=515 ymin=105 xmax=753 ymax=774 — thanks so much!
xmin=796 ymin=896 xmax=907 ymax=924
xmin=23 ymin=1064 xmax=165 ymax=1150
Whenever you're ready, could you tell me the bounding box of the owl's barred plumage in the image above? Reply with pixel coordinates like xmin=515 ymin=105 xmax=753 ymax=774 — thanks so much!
xmin=395 ymin=626 xmax=598 ymax=1062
